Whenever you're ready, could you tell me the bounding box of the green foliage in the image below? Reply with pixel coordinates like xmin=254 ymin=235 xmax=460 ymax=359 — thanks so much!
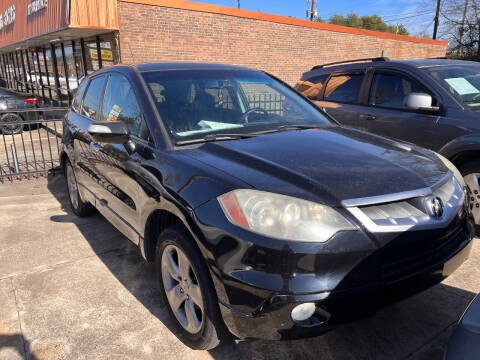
xmin=323 ymin=12 xmax=409 ymax=35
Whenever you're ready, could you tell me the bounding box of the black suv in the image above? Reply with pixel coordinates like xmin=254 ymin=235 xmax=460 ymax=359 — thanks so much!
xmin=296 ymin=58 xmax=480 ymax=233
xmin=60 ymin=63 xmax=474 ymax=349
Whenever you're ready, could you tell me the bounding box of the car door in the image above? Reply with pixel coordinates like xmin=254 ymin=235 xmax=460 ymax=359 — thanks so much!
xmin=71 ymin=74 xmax=107 ymax=205
xmin=314 ymin=70 xmax=370 ymax=130
xmin=360 ymin=69 xmax=446 ymax=150
xmin=88 ymin=72 xmax=152 ymax=243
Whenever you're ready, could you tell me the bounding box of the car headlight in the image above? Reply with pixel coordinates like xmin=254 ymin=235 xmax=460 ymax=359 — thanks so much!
xmin=435 ymin=153 xmax=465 ymax=188
xmin=218 ymin=190 xmax=356 ymax=242
xmin=0 ymin=102 xmax=7 ymax=110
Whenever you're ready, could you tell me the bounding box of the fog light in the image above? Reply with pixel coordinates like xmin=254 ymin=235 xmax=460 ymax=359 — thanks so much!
xmin=291 ymin=302 xmax=316 ymax=322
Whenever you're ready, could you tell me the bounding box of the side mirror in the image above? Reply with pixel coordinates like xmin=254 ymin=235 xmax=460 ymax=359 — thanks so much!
xmin=404 ymin=92 xmax=440 ymax=113
xmin=88 ymin=121 xmax=129 ymax=144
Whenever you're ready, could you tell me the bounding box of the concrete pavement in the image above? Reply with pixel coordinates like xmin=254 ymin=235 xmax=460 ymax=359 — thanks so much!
xmin=0 ymin=175 xmax=478 ymax=360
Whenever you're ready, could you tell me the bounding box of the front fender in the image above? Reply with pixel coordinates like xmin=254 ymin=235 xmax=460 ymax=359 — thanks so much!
xmin=438 ymin=134 xmax=480 ymax=159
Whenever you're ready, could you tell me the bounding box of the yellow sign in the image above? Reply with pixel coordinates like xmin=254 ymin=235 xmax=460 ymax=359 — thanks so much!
xmin=90 ymin=49 xmax=113 ymax=61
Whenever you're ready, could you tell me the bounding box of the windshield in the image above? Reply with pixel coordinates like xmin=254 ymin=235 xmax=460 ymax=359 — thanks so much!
xmin=422 ymin=64 xmax=480 ymax=109
xmin=142 ymin=69 xmax=332 ymax=143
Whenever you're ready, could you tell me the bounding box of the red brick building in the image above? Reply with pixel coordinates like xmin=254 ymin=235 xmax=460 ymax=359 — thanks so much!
xmin=0 ymin=0 xmax=448 ymax=104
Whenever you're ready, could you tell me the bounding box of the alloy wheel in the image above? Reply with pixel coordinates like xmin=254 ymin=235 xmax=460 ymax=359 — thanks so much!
xmin=66 ymin=164 xmax=79 ymax=210
xmin=161 ymin=244 xmax=204 ymax=334
xmin=464 ymin=173 xmax=480 ymax=226
xmin=0 ymin=113 xmax=23 ymax=135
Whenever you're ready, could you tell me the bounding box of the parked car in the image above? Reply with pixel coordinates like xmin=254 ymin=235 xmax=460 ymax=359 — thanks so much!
xmin=0 ymin=88 xmax=39 ymax=135
xmin=24 ymin=70 xmax=80 ymax=96
xmin=295 ymin=57 xmax=480 ymax=234
xmin=444 ymin=294 xmax=480 ymax=360
xmin=60 ymin=63 xmax=475 ymax=350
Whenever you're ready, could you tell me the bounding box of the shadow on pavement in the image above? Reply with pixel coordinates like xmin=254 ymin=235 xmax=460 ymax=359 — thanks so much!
xmin=46 ymin=174 xmax=475 ymax=360
xmin=0 ymin=333 xmax=38 ymax=360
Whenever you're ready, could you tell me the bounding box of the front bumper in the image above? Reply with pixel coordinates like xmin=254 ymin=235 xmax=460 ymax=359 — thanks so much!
xmin=195 ymin=199 xmax=475 ymax=340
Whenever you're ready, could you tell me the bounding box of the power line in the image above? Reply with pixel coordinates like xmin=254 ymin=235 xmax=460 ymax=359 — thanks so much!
xmin=384 ymin=11 xmax=437 ymax=23
xmin=381 ymin=8 xmax=437 ymax=19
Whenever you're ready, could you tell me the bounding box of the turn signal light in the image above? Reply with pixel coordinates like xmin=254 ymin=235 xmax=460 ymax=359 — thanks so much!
xmin=218 ymin=192 xmax=250 ymax=229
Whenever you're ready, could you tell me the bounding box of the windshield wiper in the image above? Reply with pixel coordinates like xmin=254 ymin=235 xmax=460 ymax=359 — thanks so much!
xmin=175 ymin=133 xmax=257 ymax=145
xmin=249 ymin=124 xmax=323 ymax=135
xmin=175 ymin=125 xmax=323 ymax=145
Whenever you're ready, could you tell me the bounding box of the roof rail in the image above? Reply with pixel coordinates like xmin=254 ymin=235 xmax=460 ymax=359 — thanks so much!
xmin=311 ymin=57 xmax=390 ymax=70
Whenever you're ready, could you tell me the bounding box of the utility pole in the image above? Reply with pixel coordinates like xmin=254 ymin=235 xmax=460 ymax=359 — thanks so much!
xmin=237 ymin=0 xmax=240 ymax=9
xmin=310 ymin=0 xmax=315 ymax=21
xmin=433 ymin=0 xmax=441 ymax=39
xmin=459 ymin=0 xmax=469 ymax=50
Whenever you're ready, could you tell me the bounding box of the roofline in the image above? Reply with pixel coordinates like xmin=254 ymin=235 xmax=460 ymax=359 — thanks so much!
xmin=121 ymin=0 xmax=449 ymax=46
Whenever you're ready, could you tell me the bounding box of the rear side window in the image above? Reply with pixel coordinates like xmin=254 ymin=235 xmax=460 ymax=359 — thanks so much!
xmin=101 ymin=74 xmax=149 ymax=140
xmin=294 ymin=74 xmax=329 ymax=100
xmin=369 ymin=73 xmax=430 ymax=109
xmin=71 ymin=80 xmax=88 ymax=113
xmin=324 ymin=74 xmax=365 ymax=103
xmin=81 ymin=75 xmax=106 ymax=120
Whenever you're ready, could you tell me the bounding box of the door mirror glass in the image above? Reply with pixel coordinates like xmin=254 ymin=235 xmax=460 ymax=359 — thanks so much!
xmin=88 ymin=121 xmax=129 ymax=144
xmin=403 ymin=92 xmax=439 ymax=112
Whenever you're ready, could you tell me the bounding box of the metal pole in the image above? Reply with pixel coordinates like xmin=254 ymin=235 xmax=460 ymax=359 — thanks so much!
xmin=433 ymin=0 xmax=441 ymax=40
xmin=237 ymin=0 xmax=240 ymax=9
xmin=11 ymin=143 xmax=19 ymax=175
xmin=310 ymin=0 xmax=316 ymax=21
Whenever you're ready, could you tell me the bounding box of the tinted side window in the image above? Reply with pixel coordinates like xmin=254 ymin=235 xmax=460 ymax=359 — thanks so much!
xmin=71 ymin=80 xmax=88 ymax=113
xmin=369 ymin=73 xmax=430 ymax=109
xmin=324 ymin=74 xmax=364 ymax=103
xmin=295 ymin=74 xmax=329 ymax=100
xmin=81 ymin=75 xmax=106 ymax=119
xmin=101 ymin=74 xmax=148 ymax=139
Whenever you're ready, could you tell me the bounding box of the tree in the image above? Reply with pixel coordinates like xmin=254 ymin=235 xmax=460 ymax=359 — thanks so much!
xmin=318 ymin=12 xmax=410 ymax=35
xmin=439 ymin=0 xmax=480 ymax=58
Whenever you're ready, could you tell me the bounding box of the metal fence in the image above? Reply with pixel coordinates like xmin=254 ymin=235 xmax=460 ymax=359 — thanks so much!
xmin=0 ymin=108 xmax=68 ymax=182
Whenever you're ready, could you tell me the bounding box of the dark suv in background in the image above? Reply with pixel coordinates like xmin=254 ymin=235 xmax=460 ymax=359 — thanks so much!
xmin=296 ymin=58 xmax=480 ymax=233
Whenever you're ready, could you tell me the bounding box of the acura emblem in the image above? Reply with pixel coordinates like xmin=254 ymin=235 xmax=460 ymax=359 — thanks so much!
xmin=425 ymin=196 xmax=444 ymax=219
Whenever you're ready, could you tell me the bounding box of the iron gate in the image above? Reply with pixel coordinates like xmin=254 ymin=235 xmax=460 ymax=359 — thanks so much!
xmin=0 ymin=108 xmax=68 ymax=182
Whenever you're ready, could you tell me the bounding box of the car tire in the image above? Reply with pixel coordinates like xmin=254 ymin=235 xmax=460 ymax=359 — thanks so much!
xmin=0 ymin=113 xmax=23 ymax=135
xmin=458 ymin=161 xmax=480 ymax=236
xmin=65 ymin=160 xmax=95 ymax=217
xmin=155 ymin=224 xmax=227 ymax=350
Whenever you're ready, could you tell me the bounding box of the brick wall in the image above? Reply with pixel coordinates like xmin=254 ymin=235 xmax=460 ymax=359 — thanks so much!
xmin=118 ymin=1 xmax=447 ymax=85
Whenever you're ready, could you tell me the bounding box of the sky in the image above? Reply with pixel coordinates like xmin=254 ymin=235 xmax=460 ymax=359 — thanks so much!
xmin=197 ymin=0 xmax=441 ymax=38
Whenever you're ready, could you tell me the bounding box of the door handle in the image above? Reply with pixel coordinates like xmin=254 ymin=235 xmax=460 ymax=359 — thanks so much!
xmin=360 ymin=114 xmax=376 ymax=120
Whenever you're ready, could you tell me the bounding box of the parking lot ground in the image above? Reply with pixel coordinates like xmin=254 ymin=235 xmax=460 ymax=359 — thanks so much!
xmin=0 ymin=175 xmax=479 ymax=360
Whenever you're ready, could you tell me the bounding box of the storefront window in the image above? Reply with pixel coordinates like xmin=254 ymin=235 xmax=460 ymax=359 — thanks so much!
xmin=25 ymin=50 xmax=40 ymax=96
xmin=73 ymin=41 xmax=85 ymax=82
xmin=55 ymin=44 xmax=70 ymax=102
xmin=98 ymin=35 xmax=118 ymax=69
xmin=0 ymin=32 xmax=119 ymax=102
xmin=63 ymin=43 xmax=78 ymax=91
xmin=85 ymin=38 xmax=100 ymax=74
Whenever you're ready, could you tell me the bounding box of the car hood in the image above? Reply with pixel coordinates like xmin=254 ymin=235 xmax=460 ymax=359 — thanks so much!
xmin=184 ymin=126 xmax=449 ymax=207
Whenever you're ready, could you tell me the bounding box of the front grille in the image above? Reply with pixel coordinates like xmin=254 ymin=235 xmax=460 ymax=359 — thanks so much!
xmin=345 ymin=174 xmax=464 ymax=233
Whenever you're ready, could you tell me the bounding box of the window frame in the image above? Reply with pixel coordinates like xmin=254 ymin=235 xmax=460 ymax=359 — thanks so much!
xmin=99 ymin=71 xmax=151 ymax=143
xmin=368 ymin=68 xmax=441 ymax=113
xmin=320 ymin=70 xmax=368 ymax=105
xmin=80 ymin=74 xmax=107 ymax=121
xmin=72 ymin=78 xmax=89 ymax=114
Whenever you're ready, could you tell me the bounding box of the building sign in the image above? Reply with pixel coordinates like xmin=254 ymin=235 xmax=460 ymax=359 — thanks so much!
xmin=90 ymin=48 xmax=114 ymax=61
xmin=28 ymin=0 xmax=47 ymax=17
xmin=0 ymin=5 xmax=15 ymax=30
